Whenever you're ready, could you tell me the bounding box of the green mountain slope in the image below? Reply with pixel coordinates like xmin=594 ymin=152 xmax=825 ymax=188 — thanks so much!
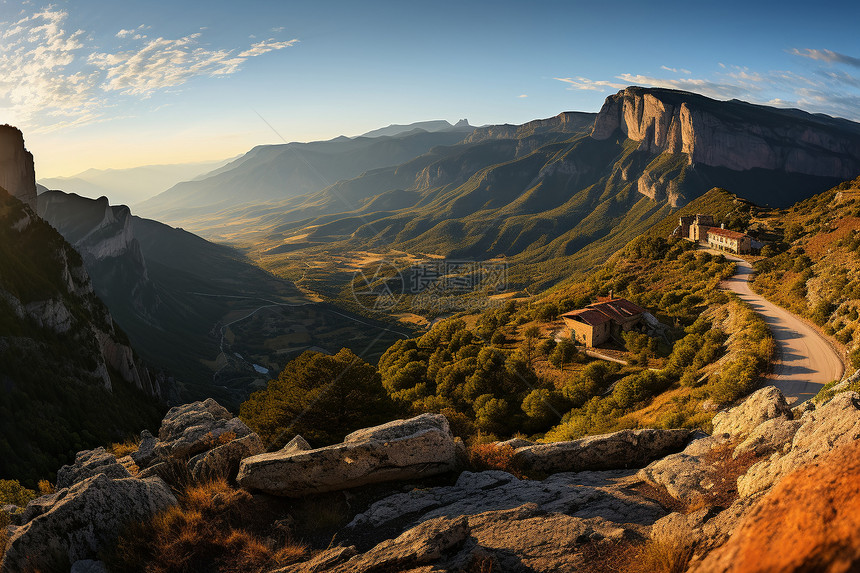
xmin=0 ymin=187 xmax=162 ymax=484
xmin=38 ymin=190 xmax=407 ymax=406
xmin=234 ymin=87 xmax=860 ymax=295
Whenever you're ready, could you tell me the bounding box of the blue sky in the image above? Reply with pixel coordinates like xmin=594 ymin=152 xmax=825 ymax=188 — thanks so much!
xmin=1 ymin=0 xmax=859 ymax=177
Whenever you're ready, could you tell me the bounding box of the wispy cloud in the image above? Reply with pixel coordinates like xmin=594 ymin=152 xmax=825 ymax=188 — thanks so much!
xmin=554 ymin=77 xmax=627 ymax=91
xmin=790 ymin=48 xmax=860 ymax=69
xmin=238 ymin=38 xmax=299 ymax=58
xmin=554 ymin=52 xmax=860 ymax=122
xmin=517 ymin=94 xmax=528 ymax=98
xmin=660 ymin=65 xmax=691 ymax=75
xmin=0 ymin=7 xmax=298 ymax=132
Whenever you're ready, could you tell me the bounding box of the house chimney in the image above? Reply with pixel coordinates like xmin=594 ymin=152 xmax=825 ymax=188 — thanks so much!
xmin=721 ymin=223 xmax=725 ymax=229
xmin=609 ymin=290 xmax=613 ymax=299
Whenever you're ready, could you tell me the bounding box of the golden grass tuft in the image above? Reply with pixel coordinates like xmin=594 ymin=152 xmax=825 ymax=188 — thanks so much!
xmin=107 ymin=478 xmax=308 ymax=573
xmin=620 ymin=540 xmax=694 ymax=573
xmin=108 ymin=436 xmax=141 ymax=459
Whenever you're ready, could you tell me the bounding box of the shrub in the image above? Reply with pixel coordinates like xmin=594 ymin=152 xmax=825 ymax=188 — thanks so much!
xmin=240 ymin=348 xmax=396 ymax=448
xmin=549 ymin=339 xmax=578 ymax=370
xmin=0 ymin=479 xmax=37 ymax=507
xmin=468 ymin=443 xmax=523 ymax=477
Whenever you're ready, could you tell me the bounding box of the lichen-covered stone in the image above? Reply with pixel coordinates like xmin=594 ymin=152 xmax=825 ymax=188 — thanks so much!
xmin=237 ymin=413 xmax=458 ymax=497
xmin=0 ymin=474 xmax=176 ymax=573
xmin=513 ymin=428 xmax=695 ymax=474
xmin=56 ymin=447 xmax=131 ymax=489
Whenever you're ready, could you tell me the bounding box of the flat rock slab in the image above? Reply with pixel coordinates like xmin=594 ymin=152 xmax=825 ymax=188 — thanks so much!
xmin=513 ymin=428 xmax=696 ymax=475
xmin=237 ymin=413 xmax=458 ymax=497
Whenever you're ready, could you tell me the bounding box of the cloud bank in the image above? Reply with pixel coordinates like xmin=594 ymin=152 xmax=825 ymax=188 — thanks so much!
xmin=0 ymin=7 xmax=298 ymax=131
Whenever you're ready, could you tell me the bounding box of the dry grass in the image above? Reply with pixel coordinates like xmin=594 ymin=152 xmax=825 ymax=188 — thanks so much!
xmin=108 ymin=436 xmax=141 ymax=458
xmin=578 ymin=538 xmax=693 ymax=573
xmin=621 ymin=539 xmax=694 ymax=573
xmin=468 ymin=443 xmax=524 ymax=478
xmin=107 ymin=478 xmax=308 ymax=573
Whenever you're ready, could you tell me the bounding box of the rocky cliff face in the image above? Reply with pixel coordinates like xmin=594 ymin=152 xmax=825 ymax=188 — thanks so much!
xmin=0 ymin=125 xmax=36 ymax=208
xmin=38 ymin=191 xmax=157 ymax=320
xmin=592 ymin=87 xmax=860 ymax=179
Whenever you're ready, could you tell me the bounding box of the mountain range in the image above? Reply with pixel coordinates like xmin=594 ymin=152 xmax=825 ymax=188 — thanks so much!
xmin=130 ymin=87 xmax=860 ymax=299
xmin=37 ymin=160 xmax=231 ymax=207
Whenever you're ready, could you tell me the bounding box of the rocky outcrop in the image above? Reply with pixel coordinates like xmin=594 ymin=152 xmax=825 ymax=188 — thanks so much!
xmin=512 ymin=428 xmax=695 ymax=474
xmin=349 ymin=468 xmax=663 ymax=531
xmin=132 ymin=399 xmax=264 ymax=482
xmin=237 ymin=413 xmax=459 ymax=496
xmin=0 ymin=473 xmax=176 ymax=573
xmin=711 ymin=386 xmax=791 ymax=440
xmin=694 ymin=439 xmax=860 ymax=573
xmin=638 ymin=434 xmax=730 ymax=502
xmin=737 ymin=390 xmax=860 ymax=498
xmin=0 ymin=125 xmax=36 ymax=208
xmin=591 ymin=87 xmax=860 ymax=179
xmin=338 ymin=468 xmax=665 ymax=573
xmin=732 ymin=417 xmax=801 ymax=459
xmin=56 ymin=447 xmax=132 ymax=489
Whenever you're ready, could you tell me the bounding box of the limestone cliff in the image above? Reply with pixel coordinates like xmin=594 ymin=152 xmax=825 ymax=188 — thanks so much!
xmin=0 ymin=125 xmax=36 ymax=208
xmin=592 ymin=87 xmax=860 ymax=179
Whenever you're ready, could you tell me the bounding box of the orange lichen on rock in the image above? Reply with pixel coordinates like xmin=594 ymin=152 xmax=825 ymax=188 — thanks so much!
xmin=695 ymin=439 xmax=860 ymax=573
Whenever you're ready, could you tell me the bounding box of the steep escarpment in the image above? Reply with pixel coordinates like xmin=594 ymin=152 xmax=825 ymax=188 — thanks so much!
xmin=0 ymin=186 xmax=163 ymax=483
xmin=0 ymin=126 xmax=36 ymax=208
xmin=592 ymin=86 xmax=860 ymax=179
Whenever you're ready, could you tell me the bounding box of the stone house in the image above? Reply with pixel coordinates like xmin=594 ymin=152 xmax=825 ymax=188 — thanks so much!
xmin=678 ymin=214 xmax=715 ymax=241
xmin=706 ymin=227 xmax=752 ymax=254
xmin=561 ymin=296 xmax=646 ymax=347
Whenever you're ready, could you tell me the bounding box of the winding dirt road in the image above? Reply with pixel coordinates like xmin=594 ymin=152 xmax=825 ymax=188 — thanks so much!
xmin=719 ymin=254 xmax=844 ymax=404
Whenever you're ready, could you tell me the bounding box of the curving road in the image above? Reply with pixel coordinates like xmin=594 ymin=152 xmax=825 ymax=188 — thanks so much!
xmin=718 ymin=254 xmax=844 ymax=404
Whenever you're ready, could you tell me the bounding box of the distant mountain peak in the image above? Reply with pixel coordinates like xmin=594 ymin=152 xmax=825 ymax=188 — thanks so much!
xmin=360 ymin=119 xmax=473 ymax=139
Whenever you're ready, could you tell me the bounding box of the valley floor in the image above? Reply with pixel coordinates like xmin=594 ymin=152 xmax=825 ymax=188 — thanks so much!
xmin=718 ymin=254 xmax=844 ymax=403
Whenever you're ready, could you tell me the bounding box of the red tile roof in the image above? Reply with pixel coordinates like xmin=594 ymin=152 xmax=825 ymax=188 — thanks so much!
xmin=562 ymin=308 xmax=611 ymax=326
xmin=589 ymin=298 xmax=645 ymax=322
xmin=562 ymin=297 xmax=645 ymax=326
xmin=706 ymin=227 xmax=750 ymax=240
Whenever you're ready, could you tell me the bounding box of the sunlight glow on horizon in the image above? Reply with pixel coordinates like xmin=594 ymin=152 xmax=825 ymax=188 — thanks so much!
xmin=2 ymin=0 xmax=858 ymax=178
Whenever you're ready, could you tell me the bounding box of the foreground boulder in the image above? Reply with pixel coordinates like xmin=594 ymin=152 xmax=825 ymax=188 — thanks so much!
xmin=711 ymin=386 xmax=791 ymax=440
xmin=237 ymin=413 xmax=458 ymax=496
xmin=56 ymin=447 xmax=131 ymax=489
xmin=152 ymin=398 xmax=256 ymax=460
xmin=132 ymin=398 xmax=265 ymax=482
xmin=694 ymin=439 xmax=860 ymax=573
xmin=329 ymin=468 xmax=665 ymax=573
xmin=513 ymin=428 xmax=696 ymax=474
xmin=0 ymin=473 xmax=176 ymax=572
xmin=637 ymin=434 xmax=730 ymax=502
xmin=737 ymin=390 xmax=860 ymax=498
